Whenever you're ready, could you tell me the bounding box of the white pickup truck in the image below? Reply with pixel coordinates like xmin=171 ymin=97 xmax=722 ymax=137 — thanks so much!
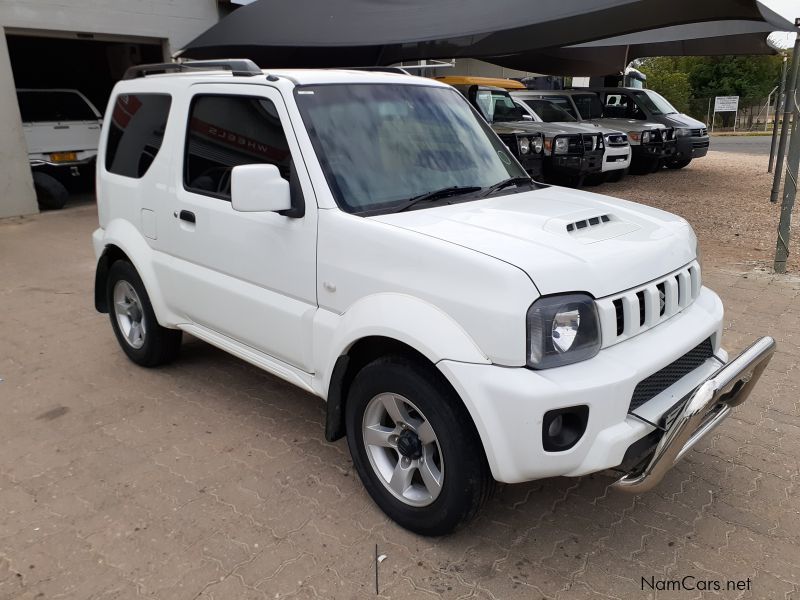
xmin=92 ymin=61 xmax=774 ymax=536
xmin=17 ymin=88 xmax=103 ymax=209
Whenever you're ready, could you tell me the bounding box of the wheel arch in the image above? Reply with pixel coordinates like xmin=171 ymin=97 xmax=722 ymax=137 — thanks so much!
xmin=319 ymin=293 xmax=491 ymax=445
xmin=93 ymin=219 xmax=179 ymax=327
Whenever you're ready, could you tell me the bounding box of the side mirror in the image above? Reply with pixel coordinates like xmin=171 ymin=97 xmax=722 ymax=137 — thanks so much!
xmin=522 ymin=114 xmax=533 ymax=121
xmin=231 ymin=164 xmax=292 ymax=213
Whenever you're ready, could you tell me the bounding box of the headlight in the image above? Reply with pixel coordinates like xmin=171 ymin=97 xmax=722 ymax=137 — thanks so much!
xmin=553 ymin=137 xmax=569 ymax=154
xmin=527 ymin=293 xmax=601 ymax=369
xmin=641 ymin=131 xmax=651 ymax=144
xmin=518 ymin=136 xmax=530 ymax=155
xmin=532 ymin=136 xmax=544 ymax=154
xmin=676 ymin=127 xmax=691 ymax=137
xmin=627 ymin=131 xmax=641 ymax=143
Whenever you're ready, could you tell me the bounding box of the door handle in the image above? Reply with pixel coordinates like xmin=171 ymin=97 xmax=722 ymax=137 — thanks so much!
xmin=177 ymin=210 xmax=196 ymax=224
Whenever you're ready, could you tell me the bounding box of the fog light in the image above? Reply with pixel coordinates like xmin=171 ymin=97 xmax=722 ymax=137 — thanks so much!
xmin=542 ymin=406 xmax=589 ymax=452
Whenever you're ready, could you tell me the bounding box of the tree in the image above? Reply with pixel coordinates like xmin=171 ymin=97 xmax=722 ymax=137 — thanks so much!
xmin=638 ymin=57 xmax=692 ymax=113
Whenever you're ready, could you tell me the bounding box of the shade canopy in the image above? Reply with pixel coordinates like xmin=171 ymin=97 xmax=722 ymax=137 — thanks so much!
xmin=489 ymin=21 xmax=787 ymax=75
xmin=180 ymin=0 xmax=797 ymax=70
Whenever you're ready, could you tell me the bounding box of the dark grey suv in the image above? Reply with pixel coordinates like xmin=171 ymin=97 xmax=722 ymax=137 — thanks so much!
xmin=587 ymin=87 xmax=709 ymax=169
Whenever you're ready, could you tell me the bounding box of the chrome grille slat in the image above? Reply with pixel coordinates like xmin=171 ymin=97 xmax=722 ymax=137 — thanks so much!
xmin=598 ymin=262 xmax=701 ymax=348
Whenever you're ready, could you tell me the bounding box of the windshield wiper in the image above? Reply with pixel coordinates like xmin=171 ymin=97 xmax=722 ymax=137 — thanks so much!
xmin=480 ymin=176 xmax=534 ymax=198
xmin=396 ymin=186 xmax=482 ymax=212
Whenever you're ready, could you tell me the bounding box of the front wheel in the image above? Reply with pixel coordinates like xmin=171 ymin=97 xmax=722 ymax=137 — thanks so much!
xmin=345 ymin=356 xmax=493 ymax=536
xmin=106 ymin=260 xmax=182 ymax=367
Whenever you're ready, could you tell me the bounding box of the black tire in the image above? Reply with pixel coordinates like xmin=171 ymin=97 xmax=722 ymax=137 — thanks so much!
xmin=106 ymin=260 xmax=182 ymax=367
xmin=666 ymin=158 xmax=692 ymax=170
xmin=32 ymin=171 xmax=68 ymax=210
xmin=345 ymin=355 xmax=493 ymax=536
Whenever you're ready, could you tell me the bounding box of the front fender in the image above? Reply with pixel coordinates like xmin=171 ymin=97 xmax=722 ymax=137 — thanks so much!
xmin=314 ymin=292 xmax=491 ymax=397
xmin=94 ymin=219 xmax=181 ymax=327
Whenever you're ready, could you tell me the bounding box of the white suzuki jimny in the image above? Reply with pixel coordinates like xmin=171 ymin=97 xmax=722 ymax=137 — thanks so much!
xmin=93 ymin=60 xmax=774 ymax=536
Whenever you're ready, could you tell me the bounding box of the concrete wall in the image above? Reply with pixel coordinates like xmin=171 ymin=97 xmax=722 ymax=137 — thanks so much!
xmin=0 ymin=0 xmax=220 ymax=218
xmin=0 ymin=0 xmax=220 ymax=53
xmin=0 ymin=33 xmax=35 ymax=218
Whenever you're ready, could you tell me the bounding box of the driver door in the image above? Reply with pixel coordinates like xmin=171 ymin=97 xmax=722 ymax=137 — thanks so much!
xmin=155 ymin=83 xmax=318 ymax=372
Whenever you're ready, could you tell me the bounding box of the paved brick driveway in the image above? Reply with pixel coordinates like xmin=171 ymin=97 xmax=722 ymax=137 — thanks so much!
xmin=1 ymin=158 xmax=799 ymax=599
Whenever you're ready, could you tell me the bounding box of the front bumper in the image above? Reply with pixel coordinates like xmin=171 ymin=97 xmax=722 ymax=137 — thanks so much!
xmin=439 ymin=286 xmax=746 ymax=484
xmin=601 ymin=146 xmax=631 ymax=172
xmin=615 ymin=336 xmax=774 ymax=492
xmin=632 ymin=140 xmax=677 ymax=163
xmin=546 ymin=150 xmax=604 ymax=177
xmin=676 ymin=135 xmax=710 ymax=160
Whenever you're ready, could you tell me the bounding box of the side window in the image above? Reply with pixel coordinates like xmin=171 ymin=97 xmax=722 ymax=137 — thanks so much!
xmin=603 ymin=94 xmax=626 ymax=118
xmin=105 ymin=94 xmax=171 ymax=178
xmin=184 ymin=94 xmax=291 ymax=200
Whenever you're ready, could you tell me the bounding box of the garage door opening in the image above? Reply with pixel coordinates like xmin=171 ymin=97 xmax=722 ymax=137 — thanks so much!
xmin=7 ymin=32 xmax=163 ymax=209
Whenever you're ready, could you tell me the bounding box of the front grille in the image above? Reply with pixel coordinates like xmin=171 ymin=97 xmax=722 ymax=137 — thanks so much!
xmin=596 ymin=262 xmax=701 ymax=348
xmin=692 ymin=140 xmax=710 ymax=149
xmin=628 ymin=338 xmax=714 ymax=411
xmin=691 ymin=128 xmax=708 ymax=137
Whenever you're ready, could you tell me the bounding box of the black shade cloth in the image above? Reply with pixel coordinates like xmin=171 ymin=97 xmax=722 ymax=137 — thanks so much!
xmin=180 ymin=0 xmax=797 ymax=71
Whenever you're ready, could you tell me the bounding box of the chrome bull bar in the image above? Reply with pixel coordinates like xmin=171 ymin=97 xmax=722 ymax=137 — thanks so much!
xmin=614 ymin=336 xmax=776 ymax=494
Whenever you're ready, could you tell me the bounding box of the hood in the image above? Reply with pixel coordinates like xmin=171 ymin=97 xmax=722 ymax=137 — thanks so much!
xmin=533 ymin=121 xmax=604 ymax=137
xmin=590 ymin=118 xmax=666 ymax=133
xmin=370 ymin=186 xmax=696 ymax=298
xmin=661 ymin=113 xmax=707 ymax=129
xmin=491 ymin=121 xmax=545 ymax=136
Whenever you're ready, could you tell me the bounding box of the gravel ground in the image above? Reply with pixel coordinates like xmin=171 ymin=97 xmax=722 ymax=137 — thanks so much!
xmin=592 ymin=152 xmax=799 ymax=274
xmin=1 ymin=151 xmax=800 ymax=599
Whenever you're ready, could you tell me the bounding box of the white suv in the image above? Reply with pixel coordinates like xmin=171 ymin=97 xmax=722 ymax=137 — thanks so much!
xmin=93 ymin=60 xmax=774 ymax=536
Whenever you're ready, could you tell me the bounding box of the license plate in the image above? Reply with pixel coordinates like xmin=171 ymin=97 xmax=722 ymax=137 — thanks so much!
xmin=49 ymin=151 xmax=77 ymax=163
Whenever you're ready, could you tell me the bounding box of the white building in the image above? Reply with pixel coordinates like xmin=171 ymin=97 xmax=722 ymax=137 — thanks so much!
xmin=0 ymin=1 xmax=223 ymax=218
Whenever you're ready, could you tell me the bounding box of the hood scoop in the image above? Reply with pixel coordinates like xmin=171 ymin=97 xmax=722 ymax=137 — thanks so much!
xmin=547 ymin=212 xmax=641 ymax=244
xmin=566 ymin=214 xmax=611 ymax=232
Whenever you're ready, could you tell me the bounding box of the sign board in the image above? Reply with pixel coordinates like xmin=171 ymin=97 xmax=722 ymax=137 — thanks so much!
xmin=714 ymin=96 xmax=739 ymax=112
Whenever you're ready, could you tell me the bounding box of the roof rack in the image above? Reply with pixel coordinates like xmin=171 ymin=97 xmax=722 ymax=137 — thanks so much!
xmin=344 ymin=66 xmax=412 ymax=75
xmin=123 ymin=59 xmax=263 ymax=80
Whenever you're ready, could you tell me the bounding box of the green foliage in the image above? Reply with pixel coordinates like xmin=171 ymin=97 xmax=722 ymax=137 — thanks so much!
xmin=638 ymin=57 xmax=692 ymax=113
xmin=637 ymin=54 xmax=786 ymax=121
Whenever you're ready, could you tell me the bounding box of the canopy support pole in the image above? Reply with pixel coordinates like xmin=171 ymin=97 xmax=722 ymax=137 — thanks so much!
xmin=773 ymin=37 xmax=800 ymax=273
xmin=770 ymin=37 xmax=800 ymax=203
xmin=769 ymin=55 xmax=789 ymax=173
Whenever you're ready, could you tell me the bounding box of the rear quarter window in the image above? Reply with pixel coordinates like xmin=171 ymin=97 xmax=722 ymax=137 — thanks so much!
xmin=105 ymin=93 xmax=172 ymax=179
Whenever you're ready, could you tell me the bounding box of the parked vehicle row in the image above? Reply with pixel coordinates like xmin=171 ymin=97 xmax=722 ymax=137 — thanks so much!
xmin=93 ymin=61 xmax=771 ymax=536
xmin=436 ymin=77 xmax=709 ymax=184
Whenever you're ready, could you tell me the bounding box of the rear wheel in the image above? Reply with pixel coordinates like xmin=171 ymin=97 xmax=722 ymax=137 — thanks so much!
xmin=106 ymin=261 xmax=182 ymax=367
xmin=345 ymin=356 xmax=493 ymax=536
xmin=32 ymin=171 xmax=68 ymax=210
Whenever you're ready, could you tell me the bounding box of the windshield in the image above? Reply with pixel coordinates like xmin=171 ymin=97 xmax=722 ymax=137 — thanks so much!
xmin=17 ymin=90 xmax=98 ymax=122
xmin=522 ymin=99 xmax=576 ymax=123
xmin=475 ymin=89 xmax=529 ymax=123
xmin=295 ymin=84 xmax=527 ymax=214
xmin=572 ymin=94 xmax=604 ymax=120
xmin=633 ymin=90 xmax=678 ymax=115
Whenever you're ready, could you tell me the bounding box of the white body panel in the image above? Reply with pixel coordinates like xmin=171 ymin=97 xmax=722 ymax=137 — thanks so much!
xmin=94 ymin=69 xmax=726 ymax=484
